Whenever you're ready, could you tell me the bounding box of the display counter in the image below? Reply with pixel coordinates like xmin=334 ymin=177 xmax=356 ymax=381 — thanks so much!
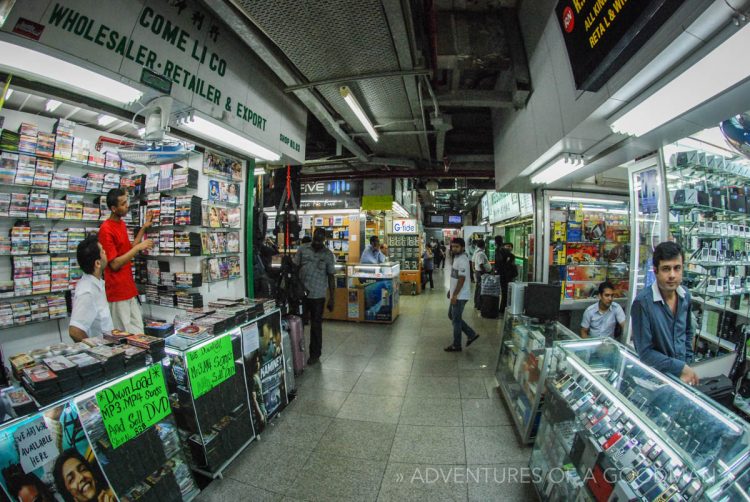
xmin=530 ymin=338 xmax=750 ymax=501
xmin=323 ymin=263 xmax=400 ymax=323
xmin=494 ymin=313 xmax=579 ymax=443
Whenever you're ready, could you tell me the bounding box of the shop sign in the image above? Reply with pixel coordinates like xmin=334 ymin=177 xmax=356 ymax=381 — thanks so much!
xmin=300 ymin=179 xmax=361 ymax=209
xmin=481 ymin=194 xmax=490 ymax=220
xmin=489 ymin=192 xmax=520 ymax=224
xmin=2 ymin=0 xmax=306 ymax=162
xmin=186 ymin=334 xmax=236 ymax=399
xmin=392 ymin=219 xmax=418 ymax=234
xmin=363 ymin=178 xmax=392 ymax=196
xmin=519 ymin=193 xmax=534 ymax=217
xmin=362 ymin=194 xmax=393 ymax=211
xmin=95 ymin=364 xmax=170 ymax=449
xmin=556 ymin=0 xmax=684 ymax=91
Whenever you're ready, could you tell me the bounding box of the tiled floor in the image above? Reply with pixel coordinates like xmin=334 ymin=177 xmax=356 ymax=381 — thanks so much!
xmin=197 ymin=269 xmax=536 ymax=501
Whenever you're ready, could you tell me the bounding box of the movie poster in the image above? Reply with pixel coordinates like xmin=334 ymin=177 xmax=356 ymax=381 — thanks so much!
xmin=203 ymin=150 xmax=243 ymax=181
xmin=0 ymin=402 xmax=115 ymax=502
xmin=363 ymin=279 xmax=394 ymax=321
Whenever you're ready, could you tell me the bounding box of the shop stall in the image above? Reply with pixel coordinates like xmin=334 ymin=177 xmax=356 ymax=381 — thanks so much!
xmin=530 ymin=338 xmax=750 ymax=501
xmin=485 ymin=192 xmax=535 ymax=280
xmin=324 ymin=263 xmax=401 ymax=323
xmin=387 ymin=218 xmax=422 ymax=294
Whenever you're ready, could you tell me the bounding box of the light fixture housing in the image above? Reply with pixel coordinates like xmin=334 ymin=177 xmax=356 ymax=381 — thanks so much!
xmin=97 ymin=114 xmax=117 ymax=127
xmin=340 ymin=86 xmax=379 ymax=142
xmin=392 ymin=201 xmax=409 ymax=217
xmin=0 ymin=40 xmax=142 ymax=105
xmin=549 ymin=196 xmax=626 ymax=206
xmin=610 ymin=23 xmax=750 ymax=137
xmin=45 ymin=99 xmax=62 ymax=112
xmin=182 ymin=115 xmax=281 ymax=161
xmin=530 ymin=154 xmax=585 ymax=185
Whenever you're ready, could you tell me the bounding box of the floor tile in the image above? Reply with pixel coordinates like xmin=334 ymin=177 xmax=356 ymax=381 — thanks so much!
xmin=352 ymin=372 xmax=410 ymax=397
xmin=459 ymin=377 xmax=489 ymax=399
xmin=377 ymin=462 xmax=468 ymax=502
xmin=337 ymin=392 xmax=403 ymax=424
xmin=286 ymin=452 xmax=386 ymax=502
xmin=285 ymin=387 xmax=349 ymax=417
xmin=399 ymin=397 xmax=463 ymax=426
xmin=224 ymin=440 xmax=310 ymax=493
xmin=464 ymin=426 xmax=532 ymax=464
xmin=406 ymin=376 xmax=461 ymax=399
xmin=320 ymin=354 xmax=372 ymax=373
xmin=298 ymin=368 xmax=361 ymax=392
xmin=196 ymin=477 xmax=281 ymax=502
xmin=315 ymin=418 xmax=397 ymax=461
xmin=363 ymin=356 xmax=414 ymax=376
xmin=466 ymin=464 xmax=539 ymax=502
xmin=260 ymin=413 xmax=333 ymax=450
xmin=390 ymin=425 xmax=466 ymax=464
xmin=461 ymin=399 xmax=513 ymax=427
xmin=411 ymin=357 xmax=460 ymax=376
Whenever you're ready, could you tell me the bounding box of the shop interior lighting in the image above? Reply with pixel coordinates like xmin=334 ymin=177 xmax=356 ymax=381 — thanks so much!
xmin=137 ymin=127 xmax=146 ymax=138
xmin=97 ymin=114 xmax=117 ymax=127
xmin=0 ymin=40 xmax=143 ymax=105
xmin=392 ymin=201 xmax=410 ymax=217
xmin=340 ymin=86 xmax=379 ymax=142
xmin=253 ymin=167 xmax=266 ymax=176
xmin=44 ymin=99 xmax=62 ymax=112
xmin=531 ymin=154 xmax=585 ymax=185
xmin=549 ymin=195 xmax=624 ymax=205
xmin=610 ymin=23 xmax=750 ymax=137
xmin=4 ymin=88 xmax=11 ymax=100
xmin=182 ymin=115 xmax=281 ymax=162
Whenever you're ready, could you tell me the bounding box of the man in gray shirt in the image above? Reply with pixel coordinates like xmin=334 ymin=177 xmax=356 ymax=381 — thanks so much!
xmin=295 ymin=228 xmax=335 ymax=365
xmin=631 ymin=242 xmax=698 ymax=385
xmin=581 ymin=281 xmax=626 ymax=338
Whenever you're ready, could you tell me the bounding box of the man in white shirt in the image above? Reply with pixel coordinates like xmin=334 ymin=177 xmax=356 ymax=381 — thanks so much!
xmin=361 ymin=236 xmax=386 ymax=264
xmin=445 ymin=237 xmax=479 ymax=352
xmin=472 ymin=240 xmax=491 ymax=309
xmin=581 ymin=281 xmax=626 ymax=338
xmin=69 ymin=235 xmax=114 ymax=342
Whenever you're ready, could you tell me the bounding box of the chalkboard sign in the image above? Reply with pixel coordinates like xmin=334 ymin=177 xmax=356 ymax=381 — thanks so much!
xmin=95 ymin=365 xmax=171 ymax=449
xmin=186 ymin=335 xmax=236 ymax=399
xmin=556 ymin=0 xmax=684 ymax=91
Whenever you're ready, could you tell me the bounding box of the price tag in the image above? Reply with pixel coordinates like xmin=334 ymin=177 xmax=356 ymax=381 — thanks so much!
xmin=186 ymin=335 xmax=236 ymax=399
xmin=95 ymin=365 xmax=170 ymax=449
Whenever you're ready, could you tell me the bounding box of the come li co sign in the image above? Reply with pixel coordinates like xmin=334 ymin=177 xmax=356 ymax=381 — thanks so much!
xmin=392 ymin=219 xmax=417 ymax=234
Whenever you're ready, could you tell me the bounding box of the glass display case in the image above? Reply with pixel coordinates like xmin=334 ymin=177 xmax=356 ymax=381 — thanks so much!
xmin=165 ymin=329 xmax=256 ymax=478
xmin=347 ymin=263 xmax=400 ymax=323
xmin=494 ymin=313 xmax=579 ymax=443
xmin=347 ymin=262 xmax=401 ymax=279
xmin=542 ymin=191 xmax=631 ymax=309
xmin=530 ymin=338 xmax=750 ymax=502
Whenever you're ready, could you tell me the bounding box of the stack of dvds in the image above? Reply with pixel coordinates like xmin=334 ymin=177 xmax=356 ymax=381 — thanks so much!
xmin=174 ymin=272 xmax=202 ymax=288
xmin=47 ymin=198 xmax=66 ymax=219
xmin=145 ymin=172 xmax=160 ymax=194
xmin=175 ymin=291 xmax=203 ymax=310
xmin=50 ymin=257 xmax=69 ymax=292
xmin=146 ymin=260 xmax=168 ymax=285
xmin=126 ymin=334 xmax=166 ymax=361
xmin=0 ymin=194 xmax=9 ymax=216
xmin=141 ymin=230 xmax=159 ymax=256
xmin=146 ymin=193 xmax=161 ymax=221
xmin=33 ymin=159 xmax=54 ymax=188
xmin=159 ymin=196 xmax=175 ymax=225
xmin=0 ymin=152 xmax=17 ymax=184
xmin=68 ymin=176 xmax=87 ymax=193
xmin=49 ymin=230 xmax=67 ymax=252
xmin=0 ymin=302 xmax=13 ymax=328
xmin=144 ymin=321 xmax=174 ymax=338
xmin=174 ymin=231 xmax=202 ymax=256
xmin=30 ymin=297 xmax=49 ymax=322
xmin=86 ymin=345 xmax=126 ymax=378
xmin=48 ymin=294 xmax=67 ymax=318
xmin=2 ymin=386 xmax=36 ymax=418
xmin=11 ymin=300 xmax=31 ymax=324
xmin=103 ymin=329 xmax=131 ymax=344
xmin=32 ymin=255 xmax=50 ymax=294
xmin=29 ymin=229 xmax=48 ymax=254
xmin=88 ymin=151 xmax=105 ymax=167
xmin=28 ymin=193 xmax=48 ymax=218
xmin=51 ymin=172 xmax=70 ymax=190
xmin=35 ymin=132 xmax=55 ymax=158
xmin=157 ymin=287 xmax=175 ymax=307
xmin=66 ymin=228 xmax=85 ymax=252
xmin=85 ymin=172 xmax=104 ymax=193
xmin=158 ymin=164 xmax=173 ymax=191
xmin=9 ymin=353 xmax=36 ymax=379
xmin=174 ymin=195 xmax=202 ymax=225
xmin=18 ymin=123 xmax=38 ymax=155
xmin=67 ymin=352 xmax=104 ymax=387
xmin=43 ymin=355 xmax=81 ymax=394
xmin=9 ymin=193 xmax=29 ymax=217
xmin=10 ymin=224 xmax=30 ymax=255
xmin=0 ymin=129 xmax=19 ymax=151
xmin=82 ymin=200 xmax=99 ymax=220
xmin=64 ymin=194 xmax=84 ymax=219
xmin=159 ymin=229 xmax=175 ymax=255
xmin=123 ymin=345 xmax=147 ymax=370
xmin=53 ymin=119 xmax=74 ymax=160
xmin=20 ymin=364 xmax=59 ymax=405
xmin=71 ymin=137 xmax=90 ymax=162
xmin=12 ymin=256 xmax=32 ymax=296
xmin=103 ymin=173 xmax=121 ymax=191
xmin=14 ymin=155 xmax=35 ymax=185
xmin=172 ymin=166 xmax=199 ymax=189
xmin=0 ymin=235 xmax=9 ymax=254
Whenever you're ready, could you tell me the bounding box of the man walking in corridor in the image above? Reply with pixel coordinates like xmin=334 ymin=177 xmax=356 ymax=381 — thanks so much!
xmin=445 ymin=237 xmax=479 ymax=352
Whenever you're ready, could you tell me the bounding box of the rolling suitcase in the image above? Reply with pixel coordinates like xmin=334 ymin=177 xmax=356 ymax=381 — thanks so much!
xmin=282 ymin=314 xmax=306 ymax=375
xmin=480 ymin=295 xmax=499 ymax=319
xmin=281 ymin=326 xmax=296 ymax=399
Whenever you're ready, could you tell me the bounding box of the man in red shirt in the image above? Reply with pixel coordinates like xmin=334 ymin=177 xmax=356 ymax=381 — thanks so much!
xmin=98 ymin=188 xmax=153 ymax=333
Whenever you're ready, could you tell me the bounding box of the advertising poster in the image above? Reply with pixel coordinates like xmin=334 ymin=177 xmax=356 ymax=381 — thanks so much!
xmin=241 ymin=312 xmax=288 ymax=433
xmin=637 ymin=168 xmax=659 ymax=215
xmin=0 ymin=402 xmax=115 ymax=502
xmin=203 ymin=150 xmax=244 ymax=181
xmin=363 ymin=279 xmax=394 ymax=321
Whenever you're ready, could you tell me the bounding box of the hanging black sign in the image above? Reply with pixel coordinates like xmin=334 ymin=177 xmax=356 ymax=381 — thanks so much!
xmin=556 ymin=0 xmax=684 ymax=91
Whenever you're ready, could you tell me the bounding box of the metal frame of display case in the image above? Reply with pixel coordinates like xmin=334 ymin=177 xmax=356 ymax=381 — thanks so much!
xmin=530 ymin=338 xmax=750 ymax=502
xmin=494 ymin=311 xmax=580 ymax=444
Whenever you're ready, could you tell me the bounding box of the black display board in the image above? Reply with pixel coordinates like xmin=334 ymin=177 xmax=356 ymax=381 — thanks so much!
xmin=556 ymin=0 xmax=684 ymax=91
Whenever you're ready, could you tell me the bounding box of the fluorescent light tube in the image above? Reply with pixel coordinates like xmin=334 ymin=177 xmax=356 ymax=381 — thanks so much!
xmin=0 ymin=40 xmax=142 ymax=105
xmin=4 ymin=88 xmax=12 ymax=100
xmin=340 ymin=86 xmax=379 ymax=142
xmin=531 ymin=156 xmax=584 ymax=185
xmin=97 ymin=114 xmax=117 ymax=127
xmin=610 ymin=23 xmax=750 ymax=137
xmin=45 ymin=99 xmax=62 ymax=112
xmin=182 ymin=115 xmax=281 ymax=161
xmin=549 ymin=196 xmax=625 ymax=206
xmin=392 ymin=201 xmax=409 ymax=217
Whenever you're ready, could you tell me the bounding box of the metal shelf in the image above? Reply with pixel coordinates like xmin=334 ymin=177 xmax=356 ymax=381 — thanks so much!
xmin=0 ymin=150 xmax=136 ymax=175
xmin=0 ymin=315 xmax=67 ymax=331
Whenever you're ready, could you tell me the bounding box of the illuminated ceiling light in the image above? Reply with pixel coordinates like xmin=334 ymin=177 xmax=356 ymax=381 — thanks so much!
xmin=182 ymin=115 xmax=281 ymax=161
xmin=4 ymin=88 xmax=12 ymax=100
xmin=340 ymin=86 xmax=379 ymax=142
xmin=392 ymin=201 xmax=409 ymax=217
xmin=0 ymin=40 xmax=142 ymax=105
xmin=45 ymin=99 xmax=62 ymax=112
xmin=610 ymin=23 xmax=750 ymax=137
xmin=253 ymin=167 xmax=266 ymax=176
xmin=97 ymin=114 xmax=117 ymax=127
xmin=530 ymin=154 xmax=585 ymax=185
xmin=549 ymin=195 xmax=625 ymax=206
xmin=137 ymin=127 xmax=146 ymax=138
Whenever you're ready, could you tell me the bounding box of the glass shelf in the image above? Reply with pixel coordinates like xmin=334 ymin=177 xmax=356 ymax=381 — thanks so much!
xmin=0 ymin=150 xmax=136 ymax=175
xmin=671 ymin=203 xmax=750 ymax=220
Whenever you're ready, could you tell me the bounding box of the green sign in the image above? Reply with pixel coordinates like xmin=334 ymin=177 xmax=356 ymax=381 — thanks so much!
xmin=362 ymin=195 xmax=393 ymax=211
xmin=186 ymin=335 xmax=236 ymax=399
xmin=95 ymin=364 xmax=171 ymax=449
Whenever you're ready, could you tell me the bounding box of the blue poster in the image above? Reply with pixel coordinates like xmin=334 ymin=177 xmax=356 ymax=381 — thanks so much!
xmin=363 ymin=279 xmax=394 ymax=321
